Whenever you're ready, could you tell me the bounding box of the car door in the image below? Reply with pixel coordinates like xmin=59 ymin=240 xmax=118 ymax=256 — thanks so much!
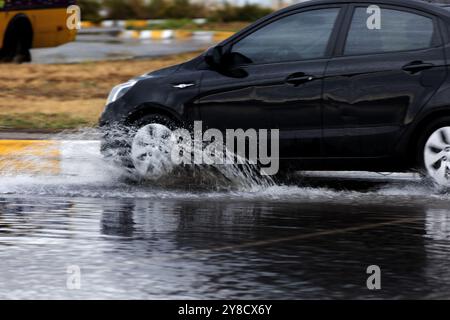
xmin=322 ymin=4 xmax=447 ymax=158
xmin=196 ymin=6 xmax=343 ymax=158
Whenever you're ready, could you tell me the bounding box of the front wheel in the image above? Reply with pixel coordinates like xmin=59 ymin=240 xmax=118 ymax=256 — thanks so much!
xmin=418 ymin=118 xmax=450 ymax=187
xmin=130 ymin=123 xmax=176 ymax=178
xmin=101 ymin=114 xmax=179 ymax=180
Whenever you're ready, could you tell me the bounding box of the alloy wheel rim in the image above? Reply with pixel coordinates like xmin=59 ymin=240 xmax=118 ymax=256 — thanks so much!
xmin=131 ymin=124 xmax=175 ymax=179
xmin=424 ymin=126 xmax=450 ymax=186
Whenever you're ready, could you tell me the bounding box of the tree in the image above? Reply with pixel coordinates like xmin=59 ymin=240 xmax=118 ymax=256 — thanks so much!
xmin=212 ymin=3 xmax=273 ymax=22
xmin=147 ymin=0 xmax=170 ymax=19
xmin=103 ymin=0 xmax=135 ymax=20
xmin=78 ymin=0 xmax=101 ymax=22
xmin=164 ymin=0 xmax=207 ymax=19
xmin=129 ymin=0 xmax=149 ymax=19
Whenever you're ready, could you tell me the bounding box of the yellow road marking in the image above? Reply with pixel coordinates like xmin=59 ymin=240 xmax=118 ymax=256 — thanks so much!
xmin=0 ymin=140 xmax=61 ymax=175
xmin=0 ymin=140 xmax=59 ymax=156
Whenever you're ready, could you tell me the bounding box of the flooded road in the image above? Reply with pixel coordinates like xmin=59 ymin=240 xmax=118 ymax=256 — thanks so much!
xmin=1 ymin=139 xmax=450 ymax=299
xmin=30 ymin=34 xmax=212 ymax=64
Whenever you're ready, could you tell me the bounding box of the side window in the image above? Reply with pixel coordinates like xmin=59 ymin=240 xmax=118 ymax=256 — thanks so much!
xmin=231 ymin=8 xmax=340 ymax=64
xmin=344 ymin=7 xmax=436 ymax=55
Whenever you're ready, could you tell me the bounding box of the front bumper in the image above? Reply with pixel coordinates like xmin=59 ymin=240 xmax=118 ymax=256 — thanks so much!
xmin=98 ymin=99 xmax=130 ymax=128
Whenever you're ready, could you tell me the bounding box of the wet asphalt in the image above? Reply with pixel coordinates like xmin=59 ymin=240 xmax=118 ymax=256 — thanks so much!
xmin=1 ymin=156 xmax=450 ymax=299
xmin=30 ymin=34 xmax=212 ymax=64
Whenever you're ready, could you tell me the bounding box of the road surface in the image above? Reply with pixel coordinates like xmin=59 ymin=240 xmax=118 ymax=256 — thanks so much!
xmin=31 ymin=34 xmax=212 ymax=64
xmin=1 ymin=137 xmax=450 ymax=299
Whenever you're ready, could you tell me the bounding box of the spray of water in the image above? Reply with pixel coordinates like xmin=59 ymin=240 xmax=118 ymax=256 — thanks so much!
xmin=0 ymin=127 xmax=448 ymax=203
xmin=0 ymin=127 xmax=275 ymax=196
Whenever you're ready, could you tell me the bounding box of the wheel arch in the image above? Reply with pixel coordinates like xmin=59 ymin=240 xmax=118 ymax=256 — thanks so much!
xmin=125 ymin=103 xmax=185 ymax=127
xmin=3 ymin=14 xmax=34 ymax=49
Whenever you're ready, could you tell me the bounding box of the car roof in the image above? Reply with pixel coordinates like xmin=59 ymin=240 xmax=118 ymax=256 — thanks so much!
xmin=219 ymin=0 xmax=450 ymax=47
xmin=282 ymin=0 xmax=450 ymax=17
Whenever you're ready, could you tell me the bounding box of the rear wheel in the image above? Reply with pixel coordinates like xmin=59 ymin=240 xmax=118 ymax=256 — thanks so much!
xmin=417 ymin=117 xmax=450 ymax=187
xmin=0 ymin=19 xmax=32 ymax=63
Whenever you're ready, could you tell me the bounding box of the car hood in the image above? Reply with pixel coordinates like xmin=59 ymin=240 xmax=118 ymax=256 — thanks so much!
xmin=144 ymin=63 xmax=184 ymax=78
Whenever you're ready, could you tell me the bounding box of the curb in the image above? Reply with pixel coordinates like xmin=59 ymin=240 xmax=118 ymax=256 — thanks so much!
xmin=82 ymin=19 xmax=208 ymax=29
xmin=80 ymin=20 xmax=234 ymax=42
xmin=119 ymin=29 xmax=234 ymax=42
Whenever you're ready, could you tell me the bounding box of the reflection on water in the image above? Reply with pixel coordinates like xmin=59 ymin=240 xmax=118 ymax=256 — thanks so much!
xmin=1 ymin=132 xmax=450 ymax=299
xmin=1 ymin=195 xmax=450 ymax=299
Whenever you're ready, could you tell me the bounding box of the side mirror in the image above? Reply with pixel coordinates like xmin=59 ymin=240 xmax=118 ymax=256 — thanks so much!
xmin=205 ymin=46 xmax=224 ymax=70
xmin=205 ymin=46 xmax=252 ymax=78
xmin=222 ymin=52 xmax=252 ymax=78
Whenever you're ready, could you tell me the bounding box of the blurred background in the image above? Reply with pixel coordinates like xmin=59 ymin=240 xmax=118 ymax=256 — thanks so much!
xmin=1 ymin=0 xmax=312 ymax=132
xmin=77 ymin=0 xmax=450 ymax=22
xmin=79 ymin=0 xmax=304 ymax=22
xmin=1 ymin=0 xmax=449 ymax=132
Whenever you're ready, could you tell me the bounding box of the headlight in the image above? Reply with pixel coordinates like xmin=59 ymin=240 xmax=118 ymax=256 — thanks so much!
xmin=106 ymin=80 xmax=137 ymax=105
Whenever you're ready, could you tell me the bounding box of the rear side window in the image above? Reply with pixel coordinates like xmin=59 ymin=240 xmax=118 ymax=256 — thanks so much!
xmin=344 ymin=7 xmax=436 ymax=55
xmin=232 ymin=8 xmax=340 ymax=64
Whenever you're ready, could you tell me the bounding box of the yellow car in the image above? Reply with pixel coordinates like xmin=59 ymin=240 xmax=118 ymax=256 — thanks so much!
xmin=0 ymin=0 xmax=78 ymax=62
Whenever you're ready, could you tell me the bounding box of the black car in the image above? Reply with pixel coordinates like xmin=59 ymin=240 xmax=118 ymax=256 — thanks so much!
xmin=100 ymin=0 xmax=450 ymax=186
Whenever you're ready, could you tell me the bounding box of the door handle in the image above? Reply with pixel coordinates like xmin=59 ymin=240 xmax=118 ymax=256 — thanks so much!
xmin=402 ymin=61 xmax=434 ymax=74
xmin=286 ymin=73 xmax=315 ymax=85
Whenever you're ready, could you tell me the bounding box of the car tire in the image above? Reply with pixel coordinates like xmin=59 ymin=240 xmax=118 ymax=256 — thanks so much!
xmin=417 ymin=116 xmax=450 ymax=187
xmin=101 ymin=114 xmax=179 ymax=179
xmin=0 ymin=23 xmax=32 ymax=63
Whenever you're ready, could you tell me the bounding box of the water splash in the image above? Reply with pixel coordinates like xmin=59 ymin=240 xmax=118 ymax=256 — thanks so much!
xmin=1 ymin=128 xmax=449 ymax=204
xmin=0 ymin=127 xmax=274 ymax=196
